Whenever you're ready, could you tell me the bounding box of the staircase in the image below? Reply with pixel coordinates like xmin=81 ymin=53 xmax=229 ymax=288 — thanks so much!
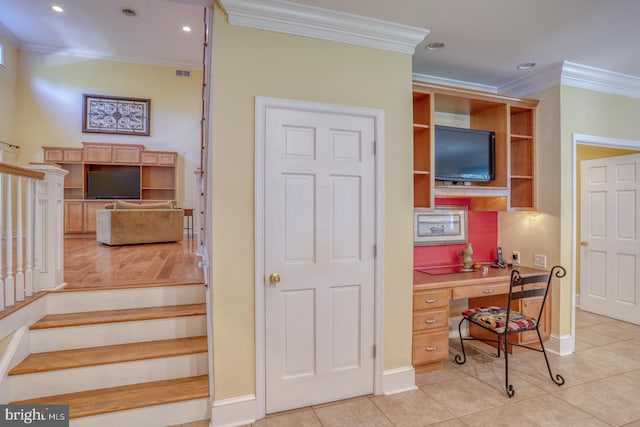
xmin=6 ymin=282 xmax=210 ymax=427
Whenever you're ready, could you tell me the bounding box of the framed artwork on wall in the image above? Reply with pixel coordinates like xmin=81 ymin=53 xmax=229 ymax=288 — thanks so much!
xmin=82 ymin=94 xmax=150 ymax=136
xmin=414 ymin=206 xmax=468 ymax=246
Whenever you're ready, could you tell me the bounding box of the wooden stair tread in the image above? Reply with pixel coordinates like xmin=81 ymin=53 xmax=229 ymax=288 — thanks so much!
xmin=9 ymin=336 xmax=208 ymax=375
xmin=11 ymin=375 xmax=209 ymax=419
xmin=30 ymin=303 xmax=206 ymax=330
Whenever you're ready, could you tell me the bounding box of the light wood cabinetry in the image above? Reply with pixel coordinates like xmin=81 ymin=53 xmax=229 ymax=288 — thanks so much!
xmin=412 ymin=289 xmax=450 ymax=371
xmin=44 ymin=142 xmax=178 ymax=233
xmin=412 ymin=81 xmax=538 ymax=211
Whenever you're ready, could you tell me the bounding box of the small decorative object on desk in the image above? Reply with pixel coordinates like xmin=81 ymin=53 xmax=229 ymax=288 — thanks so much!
xmin=461 ymin=243 xmax=474 ymax=272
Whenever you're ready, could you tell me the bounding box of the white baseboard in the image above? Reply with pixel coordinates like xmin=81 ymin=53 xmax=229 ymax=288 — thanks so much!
xmin=382 ymin=366 xmax=417 ymax=395
xmin=546 ymin=334 xmax=574 ymax=356
xmin=211 ymin=394 xmax=256 ymax=427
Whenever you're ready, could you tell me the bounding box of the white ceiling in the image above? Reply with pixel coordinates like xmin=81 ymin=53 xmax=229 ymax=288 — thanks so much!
xmin=1 ymin=0 xmax=640 ymax=89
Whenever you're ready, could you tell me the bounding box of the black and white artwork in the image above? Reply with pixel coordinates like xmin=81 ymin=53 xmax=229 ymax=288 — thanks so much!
xmin=82 ymin=94 xmax=150 ymax=136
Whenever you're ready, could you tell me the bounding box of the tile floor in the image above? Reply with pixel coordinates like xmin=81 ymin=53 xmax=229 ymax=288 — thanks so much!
xmin=238 ymin=309 xmax=640 ymax=427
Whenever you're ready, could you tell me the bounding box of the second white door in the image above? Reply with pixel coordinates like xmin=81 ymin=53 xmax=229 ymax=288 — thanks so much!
xmin=264 ymin=105 xmax=376 ymax=413
xmin=580 ymin=154 xmax=640 ymax=324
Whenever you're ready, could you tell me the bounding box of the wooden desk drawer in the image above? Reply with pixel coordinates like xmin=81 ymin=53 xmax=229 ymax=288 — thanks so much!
xmin=413 ymin=289 xmax=449 ymax=311
xmin=452 ymin=282 xmax=509 ymax=299
xmin=413 ymin=308 xmax=449 ymax=332
xmin=412 ymin=330 xmax=449 ymax=365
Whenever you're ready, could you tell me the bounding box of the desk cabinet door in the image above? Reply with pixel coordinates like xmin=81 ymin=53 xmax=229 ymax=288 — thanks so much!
xmin=412 ymin=331 xmax=449 ymax=365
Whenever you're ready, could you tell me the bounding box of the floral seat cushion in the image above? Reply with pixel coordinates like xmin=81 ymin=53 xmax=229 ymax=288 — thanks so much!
xmin=462 ymin=306 xmax=537 ymax=334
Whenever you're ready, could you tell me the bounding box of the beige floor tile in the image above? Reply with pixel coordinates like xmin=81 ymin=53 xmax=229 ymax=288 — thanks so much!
xmin=426 ymin=419 xmax=467 ymax=427
xmin=420 ymin=375 xmax=506 ymax=417
xmin=626 ymin=369 xmax=640 ymax=381
xmin=253 ymin=408 xmax=321 ymax=427
xmin=574 ymin=341 xmax=640 ymax=374
xmin=509 ymin=352 xmax=614 ymax=392
xmin=621 ymin=420 xmax=640 ymax=427
xmin=458 ymin=394 xmax=609 ymax=426
xmin=587 ymin=320 xmax=640 ymax=340
xmin=370 ymin=389 xmax=455 ymax=427
xmin=575 ymin=326 xmax=624 ymax=348
xmin=555 ymin=374 xmax=640 ymax=425
xmin=575 ymin=309 xmax=617 ymax=327
xmin=415 ymin=360 xmax=467 ymax=386
xmin=313 ymin=397 xmax=392 ymax=427
xmin=472 ymin=366 xmax=548 ymax=400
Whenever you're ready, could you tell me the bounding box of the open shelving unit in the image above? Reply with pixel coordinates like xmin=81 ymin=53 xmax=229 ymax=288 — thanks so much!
xmin=43 ymin=142 xmax=178 ymax=233
xmin=412 ymin=81 xmax=539 ymax=211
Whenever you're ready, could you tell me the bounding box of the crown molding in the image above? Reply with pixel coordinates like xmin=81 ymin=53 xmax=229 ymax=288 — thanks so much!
xmin=561 ymin=61 xmax=640 ymax=100
xmin=19 ymin=43 xmax=203 ymax=70
xmin=0 ymin=22 xmax=19 ymax=47
xmin=500 ymin=61 xmax=640 ymax=100
xmin=218 ymin=0 xmax=429 ymax=55
xmin=412 ymin=72 xmax=498 ymax=93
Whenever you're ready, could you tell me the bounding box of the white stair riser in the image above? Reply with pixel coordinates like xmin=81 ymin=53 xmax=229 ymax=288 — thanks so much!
xmin=69 ymin=398 xmax=210 ymax=427
xmin=9 ymin=353 xmax=209 ymax=401
xmin=30 ymin=316 xmax=207 ymax=352
xmin=47 ymin=285 xmax=206 ymax=314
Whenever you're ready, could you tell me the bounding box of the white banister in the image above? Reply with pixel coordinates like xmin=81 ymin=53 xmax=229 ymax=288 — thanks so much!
xmin=5 ymin=174 xmax=14 ymax=306
xmin=0 ymin=161 xmax=58 ymax=313
xmin=28 ymin=164 xmax=67 ymax=291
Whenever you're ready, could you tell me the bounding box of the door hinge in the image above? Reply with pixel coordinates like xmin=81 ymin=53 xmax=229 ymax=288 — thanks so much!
xmin=373 ymin=244 xmax=377 ymax=258
xmin=373 ymin=142 xmax=376 ymax=155
xmin=373 ymin=345 xmax=377 ymax=358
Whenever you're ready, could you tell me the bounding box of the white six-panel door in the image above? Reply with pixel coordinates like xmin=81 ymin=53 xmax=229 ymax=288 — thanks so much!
xmin=580 ymin=154 xmax=640 ymax=325
xmin=263 ymin=105 xmax=376 ymax=413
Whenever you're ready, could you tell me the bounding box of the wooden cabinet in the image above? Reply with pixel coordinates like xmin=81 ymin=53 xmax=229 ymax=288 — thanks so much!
xmin=412 ymin=81 xmax=538 ymax=211
xmin=44 ymin=142 xmax=178 ymax=234
xmin=412 ymin=289 xmax=450 ymax=372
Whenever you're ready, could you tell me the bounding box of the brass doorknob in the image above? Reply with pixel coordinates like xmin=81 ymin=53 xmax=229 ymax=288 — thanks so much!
xmin=269 ymin=273 xmax=281 ymax=284
xmin=580 ymin=241 xmax=589 ymax=246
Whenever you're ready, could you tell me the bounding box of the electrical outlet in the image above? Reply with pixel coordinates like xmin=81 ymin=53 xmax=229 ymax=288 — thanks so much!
xmin=512 ymin=251 xmax=520 ymax=266
xmin=533 ymin=254 xmax=547 ymax=268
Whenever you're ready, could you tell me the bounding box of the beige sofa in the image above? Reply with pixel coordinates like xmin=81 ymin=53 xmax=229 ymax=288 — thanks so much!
xmin=95 ymin=201 xmax=184 ymax=245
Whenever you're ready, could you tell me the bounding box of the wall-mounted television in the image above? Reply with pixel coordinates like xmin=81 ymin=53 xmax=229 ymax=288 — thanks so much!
xmin=86 ymin=170 xmax=141 ymax=199
xmin=434 ymin=125 xmax=495 ymax=183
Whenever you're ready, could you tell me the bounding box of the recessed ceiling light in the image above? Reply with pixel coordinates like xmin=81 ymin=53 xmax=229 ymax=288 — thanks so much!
xmin=121 ymin=8 xmax=137 ymax=17
xmin=182 ymin=26 xmax=192 ymax=32
xmin=425 ymin=42 xmax=445 ymax=51
xmin=517 ymin=62 xmax=536 ymax=70
xmin=52 ymin=5 xmax=63 ymax=13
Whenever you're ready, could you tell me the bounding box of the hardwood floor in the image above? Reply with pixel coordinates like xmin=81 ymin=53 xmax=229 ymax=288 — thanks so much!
xmin=64 ymin=235 xmax=203 ymax=289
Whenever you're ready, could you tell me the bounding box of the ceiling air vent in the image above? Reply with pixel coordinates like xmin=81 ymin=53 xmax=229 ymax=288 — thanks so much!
xmin=175 ymin=70 xmax=191 ymax=77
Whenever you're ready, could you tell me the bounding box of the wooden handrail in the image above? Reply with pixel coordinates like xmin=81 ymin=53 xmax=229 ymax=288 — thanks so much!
xmin=0 ymin=163 xmax=45 ymax=180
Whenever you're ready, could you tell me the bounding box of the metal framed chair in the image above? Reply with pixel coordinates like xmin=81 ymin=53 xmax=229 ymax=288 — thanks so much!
xmin=453 ymin=265 xmax=567 ymax=397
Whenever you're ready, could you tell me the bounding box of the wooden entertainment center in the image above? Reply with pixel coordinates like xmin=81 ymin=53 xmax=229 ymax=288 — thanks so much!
xmin=412 ymin=82 xmax=541 ymax=372
xmin=413 ymin=81 xmax=538 ymax=211
xmin=43 ymin=142 xmax=177 ymax=233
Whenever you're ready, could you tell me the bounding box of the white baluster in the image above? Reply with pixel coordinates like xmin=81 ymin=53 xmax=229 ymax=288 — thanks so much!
xmin=15 ymin=177 xmax=24 ymax=302
xmin=25 ymin=177 xmax=34 ymax=297
xmin=5 ymin=174 xmax=14 ymax=307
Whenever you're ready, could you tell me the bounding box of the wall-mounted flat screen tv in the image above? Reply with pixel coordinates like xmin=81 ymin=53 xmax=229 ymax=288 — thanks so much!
xmin=86 ymin=170 xmax=141 ymax=199
xmin=434 ymin=125 xmax=495 ymax=183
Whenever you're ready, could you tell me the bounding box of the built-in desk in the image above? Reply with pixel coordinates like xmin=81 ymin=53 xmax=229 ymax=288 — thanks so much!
xmin=412 ymin=266 xmax=548 ymax=373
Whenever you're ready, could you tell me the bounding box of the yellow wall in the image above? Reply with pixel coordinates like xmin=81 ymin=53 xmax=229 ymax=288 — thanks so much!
xmin=575 ymin=146 xmax=640 ymax=295
xmin=0 ymin=34 xmax=18 ymax=149
xmin=14 ymin=52 xmax=202 ymax=207
xmin=559 ymin=86 xmax=640 ymax=335
xmin=498 ymin=87 xmax=563 ymax=331
xmin=211 ymin=6 xmax=415 ymax=400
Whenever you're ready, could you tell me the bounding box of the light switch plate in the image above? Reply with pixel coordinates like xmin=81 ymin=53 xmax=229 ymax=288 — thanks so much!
xmin=533 ymin=254 xmax=547 ymax=268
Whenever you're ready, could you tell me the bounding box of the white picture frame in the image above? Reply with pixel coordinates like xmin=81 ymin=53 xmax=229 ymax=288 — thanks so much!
xmin=414 ymin=206 xmax=468 ymax=246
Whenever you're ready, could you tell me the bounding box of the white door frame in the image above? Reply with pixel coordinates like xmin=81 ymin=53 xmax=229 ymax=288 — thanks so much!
xmin=571 ymin=133 xmax=640 ymax=349
xmin=255 ymin=97 xmax=385 ymax=419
